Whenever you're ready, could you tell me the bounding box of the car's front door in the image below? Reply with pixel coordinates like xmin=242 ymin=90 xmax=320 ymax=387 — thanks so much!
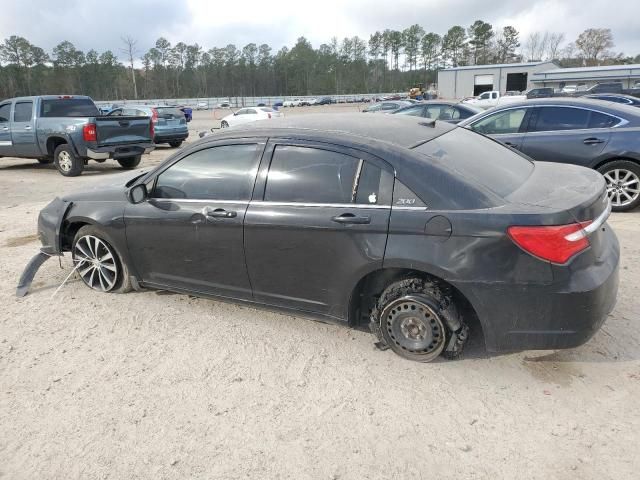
xmin=244 ymin=141 xmax=393 ymax=319
xmin=12 ymin=100 xmax=39 ymax=157
xmin=519 ymin=106 xmax=612 ymax=166
xmin=0 ymin=102 xmax=14 ymax=157
xmin=467 ymin=107 xmax=531 ymax=151
xmin=124 ymin=140 xmax=265 ymax=299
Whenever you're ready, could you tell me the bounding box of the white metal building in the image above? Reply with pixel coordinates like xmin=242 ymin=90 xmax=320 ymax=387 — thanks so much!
xmin=530 ymin=64 xmax=640 ymax=90
xmin=437 ymin=61 xmax=559 ymax=99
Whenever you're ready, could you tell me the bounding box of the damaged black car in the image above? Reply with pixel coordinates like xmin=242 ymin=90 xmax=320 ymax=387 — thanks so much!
xmin=19 ymin=114 xmax=620 ymax=362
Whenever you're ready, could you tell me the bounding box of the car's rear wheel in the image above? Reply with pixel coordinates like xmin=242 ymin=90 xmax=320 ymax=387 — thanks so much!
xmin=169 ymin=140 xmax=183 ymax=148
xmin=54 ymin=144 xmax=83 ymax=177
xmin=370 ymin=277 xmax=466 ymax=362
xmin=117 ymin=155 xmax=142 ymax=169
xmin=72 ymin=226 xmax=131 ymax=293
xmin=598 ymin=160 xmax=640 ymax=212
xmin=220 ymin=120 xmax=229 ymax=128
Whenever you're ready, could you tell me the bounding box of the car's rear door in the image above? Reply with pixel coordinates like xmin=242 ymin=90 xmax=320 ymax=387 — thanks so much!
xmin=0 ymin=102 xmax=14 ymax=156
xmin=11 ymin=100 xmax=39 ymax=157
xmin=519 ymin=106 xmax=612 ymax=166
xmin=244 ymin=140 xmax=394 ymax=319
xmin=124 ymin=139 xmax=265 ymax=299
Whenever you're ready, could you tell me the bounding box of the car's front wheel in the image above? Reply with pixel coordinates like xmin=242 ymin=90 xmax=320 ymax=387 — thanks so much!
xmin=221 ymin=120 xmax=229 ymax=128
xmin=117 ymin=155 xmax=142 ymax=169
xmin=370 ymin=277 xmax=467 ymax=362
xmin=72 ymin=226 xmax=131 ymax=293
xmin=598 ymin=160 xmax=640 ymax=212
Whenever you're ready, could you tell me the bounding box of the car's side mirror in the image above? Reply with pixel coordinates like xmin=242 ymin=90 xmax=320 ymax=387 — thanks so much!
xmin=128 ymin=184 xmax=148 ymax=204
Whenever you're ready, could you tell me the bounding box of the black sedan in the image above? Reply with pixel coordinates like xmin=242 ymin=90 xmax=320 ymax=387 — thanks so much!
xmin=22 ymin=114 xmax=619 ymax=363
xmin=459 ymin=98 xmax=640 ymax=211
xmin=393 ymin=101 xmax=482 ymax=124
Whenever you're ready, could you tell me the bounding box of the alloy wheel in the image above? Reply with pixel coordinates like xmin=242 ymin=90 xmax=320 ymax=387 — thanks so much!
xmin=58 ymin=151 xmax=73 ymax=172
xmin=603 ymin=168 xmax=640 ymax=208
xmin=72 ymin=235 xmax=119 ymax=292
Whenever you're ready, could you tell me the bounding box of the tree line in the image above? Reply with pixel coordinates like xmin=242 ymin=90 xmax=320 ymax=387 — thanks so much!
xmin=0 ymin=23 xmax=638 ymax=101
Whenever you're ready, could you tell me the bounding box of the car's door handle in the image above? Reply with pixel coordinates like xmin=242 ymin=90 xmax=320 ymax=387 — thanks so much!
xmin=24 ymin=125 xmax=32 ymax=130
xmin=1 ymin=126 xmax=8 ymax=131
xmin=204 ymin=207 xmax=237 ymax=218
xmin=583 ymin=137 xmax=604 ymax=145
xmin=331 ymin=213 xmax=371 ymax=224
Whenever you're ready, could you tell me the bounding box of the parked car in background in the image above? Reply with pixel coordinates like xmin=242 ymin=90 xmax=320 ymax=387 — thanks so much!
xmin=26 ymin=114 xmax=619 ymax=364
xmin=283 ymin=99 xmax=303 ymax=107
xmin=196 ymin=102 xmax=208 ymax=110
xmin=273 ymin=100 xmax=284 ymax=108
xmin=304 ymin=98 xmax=319 ymax=106
xmin=585 ymin=94 xmax=640 ymax=107
xmin=0 ymin=95 xmax=153 ymax=176
xmin=362 ymin=101 xmax=412 ymax=113
xmin=219 ymin=107 xmax=283 ymax=128
xmin=462 ymin=90 xmax=526 ymax=109
xmin=317 ymin=97 xmax=334 ymax=105
xmin=217 ymin=102 xmax=232 ymax=109
xmin=108 ymin=105 xmax=188 ymax=148
xmin=459 ymin=97 xmax=640 ymax=211
xmin=561 ymin=83 xmax=587 ymax=94
xmin=392 ymin=101 xmax=482 ymax=124
xmin=526 ymin=87 xmax=556 ymax=99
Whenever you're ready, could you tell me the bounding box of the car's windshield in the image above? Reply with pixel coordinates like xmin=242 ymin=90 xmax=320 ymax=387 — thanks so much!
xmin=413 ymin=127 xmax=534 ymax=197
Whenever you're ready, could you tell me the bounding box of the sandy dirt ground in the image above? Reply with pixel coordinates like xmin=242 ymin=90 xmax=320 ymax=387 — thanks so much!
xmin=1 ymin=108 xmax=639 ymax=479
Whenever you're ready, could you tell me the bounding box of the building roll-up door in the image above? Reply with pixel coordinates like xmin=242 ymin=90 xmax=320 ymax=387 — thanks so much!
xmin=474 ymin=74 xmax=494 ymax=95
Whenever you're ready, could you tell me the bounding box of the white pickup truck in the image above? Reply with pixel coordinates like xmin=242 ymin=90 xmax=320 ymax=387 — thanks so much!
xmin=462 ymin=90 xmax=526 ymax=109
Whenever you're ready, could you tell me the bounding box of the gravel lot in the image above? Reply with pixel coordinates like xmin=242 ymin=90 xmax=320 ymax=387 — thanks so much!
xmin=1 ymin=108 xmax=639 ymax=479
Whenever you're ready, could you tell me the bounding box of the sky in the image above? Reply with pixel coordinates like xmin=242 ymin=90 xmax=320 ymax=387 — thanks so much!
xmin=0 ymin=0 xmax=638 ymax=61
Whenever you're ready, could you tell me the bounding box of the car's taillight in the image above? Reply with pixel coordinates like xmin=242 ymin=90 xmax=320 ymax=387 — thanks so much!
xmin=82 ymin=123 xmax=97 ymax=142
xmin=507 ymin=222 xmax=592 ymax=264
xmin=151 ymin=108 xmax=159 ymax=124
xmin=268 ymin=113 xmax=271 ymax=119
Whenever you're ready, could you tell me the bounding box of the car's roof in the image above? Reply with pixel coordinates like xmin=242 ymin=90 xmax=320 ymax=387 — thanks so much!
xmin=221 ymin=113 xmax=456 ymax=148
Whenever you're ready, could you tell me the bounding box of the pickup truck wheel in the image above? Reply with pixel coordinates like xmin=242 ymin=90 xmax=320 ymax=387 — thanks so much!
xmin=37 ymin=158 xmax=54 ymax=165
xmin=54 ymin=144 xmax=83 ymax=177
xmin=117 ymin=155 xmax=142 ymax=169
xmin=169 ymin=140 xmax=183 ymax=148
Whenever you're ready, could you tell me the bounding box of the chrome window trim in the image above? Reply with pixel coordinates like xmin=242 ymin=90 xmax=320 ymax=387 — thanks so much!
xmin=250 ymin=200 xmax=391 ymax=209
xmin=150 ymin=198 xmax=249 ymax=204
xmin=392 ymin=205 xmax=430 ymax=211
xmin=471 ymin=104 xmax=628 ymax=133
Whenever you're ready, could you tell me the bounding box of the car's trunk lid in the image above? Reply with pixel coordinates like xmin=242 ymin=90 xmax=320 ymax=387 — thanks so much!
xmin=507 ymin=161 xmax=609 ymax=224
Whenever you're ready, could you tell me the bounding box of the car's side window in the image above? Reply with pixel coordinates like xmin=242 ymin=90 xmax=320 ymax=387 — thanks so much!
xmin=247 ymin=109 xmax=257 ymax=115
xmin=152 ymin=144 xmax=259 ymax=200
xmin=235 ymin=109 xmax=247 ymax=115
xmin=530 ymin=107 xmax=589 ymax=131
xmin=0 ymin=103 xmax=11 ymax=123
xmin=265 ymin=145 xmax=359 ymax=204
xmin=588 ymin=111 xmax=621 ymax=129
xmin=456 ymin=107 xmax=475 ymax=119
xmin=393 ymin=180 xmax=426 ymax=208
xmin=439 ymin=107 xmax=459 ymax=121
xmin=470 ymin=108 xmax=527 ymax=135
xmin=394 ymin=106 xmax=424 ymax=117
xmin=13 ymin=101 xmax=33 ymax=122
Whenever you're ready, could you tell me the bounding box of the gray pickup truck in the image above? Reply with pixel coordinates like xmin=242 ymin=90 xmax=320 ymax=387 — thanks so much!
xmin=0 ymin=95 xmax=154 ymax=176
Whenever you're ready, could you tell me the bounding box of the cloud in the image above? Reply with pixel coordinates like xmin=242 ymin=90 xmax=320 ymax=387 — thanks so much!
xmin=0 ymin=0 xmax=637 ymax=60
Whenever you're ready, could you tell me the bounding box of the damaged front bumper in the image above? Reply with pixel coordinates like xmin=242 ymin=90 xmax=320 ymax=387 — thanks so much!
xmin=16 ymin=197 xmax=72 ymax=297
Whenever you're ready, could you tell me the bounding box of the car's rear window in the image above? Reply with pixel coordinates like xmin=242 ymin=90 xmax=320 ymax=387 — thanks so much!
xmin=40 ymin=98 xmax=100 ymax=117
xmin=412 ymin=127 xmax=534 ymax=197
xmin=156 ymin=107 xmax=184 ymax=119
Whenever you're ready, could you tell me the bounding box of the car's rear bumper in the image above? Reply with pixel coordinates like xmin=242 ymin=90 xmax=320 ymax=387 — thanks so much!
xmin=85 ymin=143 xmax=154 ymax=159
xmin=458 ymin=229 xmax=620 ymax=352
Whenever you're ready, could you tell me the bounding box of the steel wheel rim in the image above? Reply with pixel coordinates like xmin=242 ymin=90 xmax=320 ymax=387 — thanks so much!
xmin=384 ymin=298 xmax=444 ymax=354
xmin=72 ymin=235 xmax=118 ymax=292
xmin=603 ymin=168 xmax=640 ymax=207
xmin=58 ymin=151 xmax=72 ymax=172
